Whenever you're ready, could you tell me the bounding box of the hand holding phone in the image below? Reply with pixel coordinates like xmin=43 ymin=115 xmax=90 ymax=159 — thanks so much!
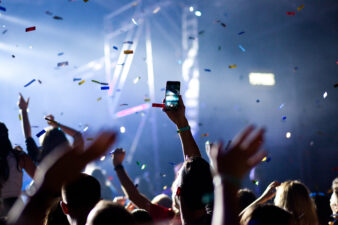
xmin=164 ymin=81 xmax=180 ymax=111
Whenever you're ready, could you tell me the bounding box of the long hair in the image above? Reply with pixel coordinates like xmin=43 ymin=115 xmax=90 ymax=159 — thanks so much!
xmin=0 ymin=122 xmax=20 ymax=183
xmin=274 ymin=180 xmax=319 ymax=225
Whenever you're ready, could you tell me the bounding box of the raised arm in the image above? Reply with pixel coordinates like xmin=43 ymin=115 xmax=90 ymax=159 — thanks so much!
xmin=19 ymin=153 xmax=37 ymax=179
xmin=164 ymin=96 xmax=201 ymax=159
xmin=112 ymin=148 xmax=152 ymax=211
xmin=18 ymin=93 xmax=31 ymax=139
xmin=7 ymin=131 xmax=116 ymax=225
xmin=208 ymin=125 xmax=267 ymax=225
xmin=45 ymin=115 xmax=84 ymax=150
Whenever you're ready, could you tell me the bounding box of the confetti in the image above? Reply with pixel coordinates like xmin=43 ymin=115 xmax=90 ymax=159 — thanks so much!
xmin=24 ymin=79 xmax=36 ymax=87
xmin=36 ymin=129 xmax=46 ymax=138
xmin=201 ymin=133 xmax=209 ymax=137
xmin=286 ymin=12 xmax=296 ymax=15
xmin=141 ymin=164 xmax=146 ymax=170
xmin=57 ymin=61 xmax=69 ymax=67
xmin=252 ymin=180 xmax=259 ymax=186
xmin=123 ymin=41 xmax=133 ymax=44
xmin=144 ymin=99 xmax=151 ymax=102
xmin=152 ymin=103 xmax=164 ymax=108
xmin=100 ymin=82 xmax=108 ymax=85
xmin=163 ymin=186 xmax=167 ymax=190
xmin=131 ymin=18 xmax=138 ymax=25
xmin=220 ymin=22 xmax=226 ymax=27
xmin=12 ymin=55 xmax=15 ymax=58
xmin=120 ymin=104 xmax=128 ymax=106
xmin=279 ymin=103 xmax=285 ymax=109
xmin=53 ymin=16 xmax=63 ymax=20
xmin=78 ymin=80 xmax=85 ymax=85
xmin=0 ymin=6 xmax=6 ymax=11
xmin=204 ymin=69 xmax=211 ymax=72
xmin=136 ymin=161 xmax=141 ymax=166
xmin=282 ymin=116 xmax=287 ymax=120
xmin=101 ymin=86 xmax=109 ymax=90
xmin=238 ymin=31 xmax=245 ymax=35
xmin=198 ymin=30 xmax=205 ymax=35
xmin=57 ymin=52 xmax=64 ymax=56
xmin=73 ymin=78 xmax=81 ymax=82
xmin=297 ymin=4 xmax=304 ymax=11
xmin=45 ymin=11 xmax=53 ymax=15
xmin=124 ymin=50 xmax=133 ymax=54
xmin=323 ymin=91 xmax=327 ymax=99
xmin=2 ymin=29 xmax=8 ymax=35
xmin=113 ymin=46 xmax=118 ymax=50
xmin=100 ymin=156 xmax=106 ymax=161
xmin=91 ymin=80 xmax=101 ymax=84
xmin=256 ymin=99 xmax=260 ymax=103
xmin=218 ymin=46 xmax=222 ymax=51
xmin=19 ymin=114 xmax=22 ymax=121
xmin=286 ymin=132 xmax=291 ymax=139
xmin=238 ymin=45 xmax=246 ymax=52
xmin=228 ymin=65 xmax=237 ymax=69
xmin=120 ymin=126 xmax=126 ymax=133
xmin=334 ymin=83 xmax=338 ymax=88
xmin=25 ymin=26 xmax=36 ymax=32
xmin=153 ymin=7 xmax=161 ymax=14
xmin=37 ymin=79 xmax=42 ymax=84
xmin=133 ymin=76 xmax=141 ymax=84
xmin=160 ymin=173 xmax=166 ymax=177
xmin=188 ymin=36 xmax=196 ymax=40
xmin=97 ymin=97 xmax=102 ymax=101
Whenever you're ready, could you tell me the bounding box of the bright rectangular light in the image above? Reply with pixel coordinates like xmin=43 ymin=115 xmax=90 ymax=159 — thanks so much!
xmin=249 ymin=73 xmax=275 ymax=86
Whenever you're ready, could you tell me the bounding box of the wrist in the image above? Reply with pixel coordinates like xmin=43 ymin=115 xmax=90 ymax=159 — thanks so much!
xmin=176 ymin=119 xmax=189 ymax=129
xmin=213 ymin=173 xmax=241 ymax=188
xmin=114 ymin=164 xmax=124 ymax=171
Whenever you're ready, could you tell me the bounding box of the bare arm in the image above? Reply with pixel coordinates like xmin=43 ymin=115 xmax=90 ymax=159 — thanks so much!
xmin=164 ymin=96 xmax=201 ymax=158
xmin=112 ymin=148 xmax=152 ymax=211
xmin=18 ymin=93 xmax=31 ymax=139
xmin=20 ymin=154 xmax=37 ymax=179
xmin=209 ymin=126 xmax=267 ymax=225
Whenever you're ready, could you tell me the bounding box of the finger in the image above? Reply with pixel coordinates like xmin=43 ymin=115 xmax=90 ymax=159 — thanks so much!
xmin=243 ymin=128 xmax=265 ymax=157
xmin=247 ymin=149 xmax=267 ymax=168
xmin=27 ymin=98 xmax=30 ymax=105
xmin=81 ymin=131 xmax=117 ymax=164
xmin=19 ymin=92 xmax=23 ymax=99
xmin=232 ymin=125 xmax=255 ymax=147
xmin=210 ymin=140 xmax=223 ymax=160
xmin=178 ymin=95 xmax=185 ymax=107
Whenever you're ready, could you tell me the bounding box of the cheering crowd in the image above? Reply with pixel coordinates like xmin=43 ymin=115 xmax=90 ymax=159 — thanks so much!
xmin=0 ymin=94 xmax=337 ymax=225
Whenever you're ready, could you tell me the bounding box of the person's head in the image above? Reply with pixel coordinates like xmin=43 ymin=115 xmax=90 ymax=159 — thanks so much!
xmin=237 ymin=189 xmax=257 ymax=212
xmin=40 ymin=128 xmax=69 ymax=161
xmin=330 ymin=177 xmax=338 ymax=216
xmin=131 ymin=209 xmax=153 ymax=225
xmin=86 ymin=200 xmax=134 ymax=225
xmin=177 ymin=157 xmax=214 ymax=224
xmin=241 ymin=204 xmax=295 ymax=225
xmin=0 ymin=122 xmax=11 ymax=153
xmin=61 ymin=173 xmax=101 ymax=225
xmin=274 ymin=180 xmax=318 ymax=225
xmin=151 ymin=194 xmax=172 ymax=209
xmin=311 ymin=193 xmax=331 ymax=225
xmin=44 ymin=198 xmax=69 ymax=225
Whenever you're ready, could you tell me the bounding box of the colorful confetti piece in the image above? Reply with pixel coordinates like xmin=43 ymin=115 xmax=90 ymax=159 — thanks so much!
xmin=256 ymin=99 xmax=260 ymax=103
xmin=131 ymin=18 xmax=138 ymax=25
xmin=57 ymin=61 xmax=69 ymax=67
xmin=36 ymin=129 xmax=46 ymax=138
xmin=282 ymin=116 xmax=287 ymax=120
xmin=279 ymin=103 xmax=285 ymax=109
xmin=204 ymin=69 xmax=211 ymax=72
xmin=153 ymin=7 xmax=161 ymax=14
xmin=297 ymin=4 xmax=304 ymax=11
xmin=78 ymin=80 xmax=85 ymax=85
xmin=53 ymin=16 xmax=63 ymax=20
xmin=163 ymin=185 xmax=167 ymax=190
xmin=97 ymin=97 xmax=102 ymax=102
xmin=58 ymin=52 xmax=64 ymax=56
xmin=123 ymin=41 xmax=133 ymax=44
xmin=252 ymin=180 xmax=259 ymax=186
xmin=0 ymin=6 xmax=6 ymax=12
xmin=201 ymin=133 xmax=209 ymax=137
xmin=286 ymin=12 xmax=296 ymax=15
xmin=323 ymin=91 xmax=328 ymax=99
xmin=136 ymin=161 xmax=141 ymax=166
xmin=25 ymin=26 xmax=36 ymax=32
xmin=19 ymin=114 xmax=22 ymax=121
xmin=24 ymin=79 xmax=36 ymax=87
xmin=198 ymin=30 xmax=205 ymax=35
xmin=113 ymin=46 xmax=118 ymax=50
xmin=73 ymin=78 xmax=81 ymax=82
xmin=238 ymin=45 xmax=246 ymax=52
xmin=124 ymin=50 xmax=133 ymax=54
xmin=229 ymin=65 xmax=237 ymax=69
xmin=133 ymin=76 xmax=141 ymax=84
xmin=238 ymin=31 xmax=245 ymax=35
xmin=144 ymin=99 xmax=151 ymax=102
xmin=91 ymin=80 xmax=101 ymax=84
xmin=141 ymin=164 xmax=146 ymax=170
xmin=101 ymin=86 xmax=109 ymax=90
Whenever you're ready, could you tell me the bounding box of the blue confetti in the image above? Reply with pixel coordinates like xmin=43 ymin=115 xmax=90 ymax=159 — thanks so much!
xmin=57 ymin=61 xmax=69 ymax=67
xmin=279 ymin=103 xmax=285 ymax=109
xmin=101 ymin=86 xmax=110 ymax=90
xmin=123 ymin=41 xmax=133 ymax=44
xmin=282 ymin=116 xmax=287 ymax=120
xmin=204 ymin=68 xmax=211 ymax=72
xmin=238 ymin=45 xmax=246 ymax=52
xmin=256 ymin=99 xmax=260 ymax=103
xmin=36 ymin=129 xmax=46 ymax=138
xmin=113 ymin=46 xmax=118 ymax=50
xmin=73 ymin=78 xmax=81 ymax=82
xmin=57 ymin=52 xmax=64 ymax=56
xmin=100 ymin=82 xmax=109 ymax=86
xmin=0 ymin=6 xmax=6 ymax=12
xmin=238 ymin=31 xmax=245 ymax=35
xmin=24 ymin=79 xmax=36 ymax=87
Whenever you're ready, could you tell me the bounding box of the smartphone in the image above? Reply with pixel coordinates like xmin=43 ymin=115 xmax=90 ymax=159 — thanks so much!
xmin=165 ymin=81 xmax=180 ymax=111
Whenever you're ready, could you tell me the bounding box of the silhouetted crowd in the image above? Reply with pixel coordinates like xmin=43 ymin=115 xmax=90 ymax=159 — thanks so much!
xmin=0 ymin=94 xmax=337 ymax=225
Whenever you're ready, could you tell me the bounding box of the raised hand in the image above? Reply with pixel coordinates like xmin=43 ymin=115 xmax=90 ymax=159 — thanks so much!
xmin=210 ymin=125 xmax=267 ymax=179
xmin=18 ymin=93 xmax=29 ymax=111
xmin=45 ymin=114 xmax=58 ymax=128
xmin=163 ymin=96 xmax=187 ymax=127
xmin=260 ymin=181 xmax=280 ymax=202
xmin=112 ymin=148 xmax=126 ymax=166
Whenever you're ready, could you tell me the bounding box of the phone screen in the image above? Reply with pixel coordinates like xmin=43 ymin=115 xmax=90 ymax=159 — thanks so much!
xmin=165 ymin=81 xmax=180 ymax=111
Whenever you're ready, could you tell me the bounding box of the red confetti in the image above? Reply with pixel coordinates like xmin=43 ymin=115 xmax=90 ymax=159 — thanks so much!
xmin=286 ymin=12 xmax=296 ymax=15
xmin=152 ymin=103 xmax=164 ymax=108
xmin=25 ymin=26 xmax=36 ymax=32
xmin=176 ymin=187 xmax=181 ymax=196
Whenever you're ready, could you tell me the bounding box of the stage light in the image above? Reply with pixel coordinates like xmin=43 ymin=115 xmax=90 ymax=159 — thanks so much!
xmin=195 ymin=11 xmax=202 ymax=17
xmin=249 ymin=73 xmax=275 ymax=86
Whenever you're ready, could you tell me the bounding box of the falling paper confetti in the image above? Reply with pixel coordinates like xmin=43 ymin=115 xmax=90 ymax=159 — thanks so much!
xmin=238 ymin=31 xmax=245 ymax=35
xmin=256 ymin=99 xmax=260 ymax=103
xmin=136 ymin=161 xmax=141 ymax=166
xmin=131 ymin=18 xmax=138 ymax=25
xmin=100 ymin=156 xmax=106 ymax=161
xmin=198 ymin=30 xmax=205 ymax=35
xmin=133 ymin=76 xmax=141 ymax=84
xmin=229 ymin=65 xmax=237 ymax=69
xmin=141 ymin=164 xmax=146 ymax=170
xmin=201 ymin=133 xmax=209 ymax=137
xmin=153 ymin=7 xmax=161 ymax=14
xmin=120 ymin=104 xmax=128 ymax=106
xmin=323 ymin=91 xmax=328 ymax=99
xmin=123 ymin=41 xmax=133 ymax=44
xmin=92 ymin=80 xmax=100 ymax=84
xmin=252 ymin=180 xmax=259 ymax=186
xmin=73 ymin=78 xmax=81 ymax=82
xmin=286 ymin=132 xmax=291 ymax=139
xmin=120 ymin=126 xmax=126 ymax=133
xmin=297 ymin=4 xmax=304 ymax=11
xmin=78 ymin=80 xmax=85 ymax=85
xmin=286 ymin=12 xmax=296 ymax=15
xmin=238 ymin=45 xmax=246 ymax=52
xmin=19 ymin=114 xmax=22 ymax=121
xmin=124 ymin=50 xmax=133 ymax=54
xmin=113 ymin=46 xmax=118 ymax=50
xmin=282 ymin=116 xmax=287 ymax=121
xmin=57 ymin=61 xmax=69 ymax=67
xmin=279 ymin=103 xmax=285 ymax=109
xmin=97 ymin=97 xmax=102 ymax=102
xmin=204 ymin=69 xmax=211 ymax=72
xmin=53 ymin=16 xmax=63 ymax=20
xmin=0 ymin=6 xmax=6 ymax=12
xmin=58 ymin=52 xmax=64 ymax=56
xmin=101 ymin=86 xmax=109 ymax=90
xmin=25 ymin=26 xmax=36 ymax=32
xmin=36 ymin=129 xmax=46 ymax=138
xmin=160 ymin=173 xmax=166 ymax=177
xmin=24 ymin=79 xmax=36 ymax=87
xmin=45 ymin=11 xmax=53 ymax=15
xmin=144 ymin=99 xmax=151 ymax=102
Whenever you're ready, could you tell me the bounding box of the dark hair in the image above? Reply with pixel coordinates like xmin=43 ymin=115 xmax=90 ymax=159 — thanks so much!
xmin=61 ymin=173 xmax=101 ymax=210
xmin=87 ymin=200 xmax=134 ymax=225
xmin=44 ymin=198 xmax=69 ymax=225
xmin=0 ymin=122 xmax=21 ymax=183
xmin=132 ymin=209 xmax=153 ymax=225
xmin=244 ymin=204 xmax=293 ymax=225
xmin=179 ymin=157 xmax=214 ymax=211
xmin=40 ymin=128 xmax=68 ymax=161
xmin=238 ymin=189 xmax=257 ymax=212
